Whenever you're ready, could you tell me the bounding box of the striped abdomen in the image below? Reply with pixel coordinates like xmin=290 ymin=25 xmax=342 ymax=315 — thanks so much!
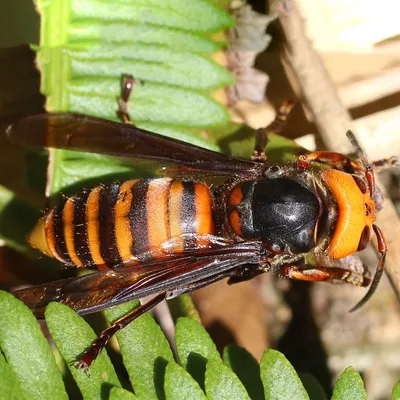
xmin=28 ymin=178 xmax=215 ymax=268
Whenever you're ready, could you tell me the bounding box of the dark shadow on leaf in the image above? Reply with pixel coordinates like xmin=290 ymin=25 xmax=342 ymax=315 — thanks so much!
xmin=277 ymin=281 xmax=332 ymax=397
xmin=207 ymin=320 xmax=235 ymax=355
xmin=0 ymin=46 xmax=44 ymax=122
xmin=224 ymin=344 xmax=264 ymax=400
xmin=0 ymin=194 xmax=40 ymax=255
xmin=154 ymin=356 xmax=169 ymax=400
xmin=186 ymin=352 xmax=208 ymax=390
xmin=0 ymin=247 xmax=65 ymax=290
xmin=61 ymin=360 xmax=83 ymax=400
xmin=101 ymin=382 xmax=117 ymax=400
xmin=217 ymin=123 xmax=257 ymax=158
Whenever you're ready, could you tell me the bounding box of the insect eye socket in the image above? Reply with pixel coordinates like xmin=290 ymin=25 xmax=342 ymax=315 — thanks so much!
xmin=352 ymin=175 xmax=367 ymax=194
xmin=357 ymin=225 xmax=371 ymax=251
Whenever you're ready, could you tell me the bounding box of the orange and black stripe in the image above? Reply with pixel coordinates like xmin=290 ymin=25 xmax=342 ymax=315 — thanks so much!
xmin=73 ymin=189 xmax=93 ymax=267
xmin=31 ymin=178 xmax=216 ymax=268
xmin=51 ymin=203 xmax=72 ymax=264
xmin=114 ymin=180 xmax=137 ymax=262
xmin=98 ymin=183 xmax=122 ymax=266
xmin=130 ymin=179 xmax=151 ymax=261
xmin=86 ymin=187 xmax=105 ymax=266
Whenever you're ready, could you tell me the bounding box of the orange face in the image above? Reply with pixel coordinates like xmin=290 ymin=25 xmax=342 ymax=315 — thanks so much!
xmin=322 ymin=169 xmax=376 ymax=259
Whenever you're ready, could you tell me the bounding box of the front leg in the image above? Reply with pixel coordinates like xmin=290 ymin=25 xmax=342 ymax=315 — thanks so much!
xmin=279 ymin=264 xmax=370 ymax=287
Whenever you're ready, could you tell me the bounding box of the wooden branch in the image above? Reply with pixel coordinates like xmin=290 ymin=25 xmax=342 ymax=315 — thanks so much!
xmin=277 ymin=0 xmax=353 ymax=153
xmin=276 ymin=0 xmax=400 ymax=303
xmin=354 ymin=106 xmax=400 ymax=160
xmin=339 ymin=67 xmax=400 ymax=110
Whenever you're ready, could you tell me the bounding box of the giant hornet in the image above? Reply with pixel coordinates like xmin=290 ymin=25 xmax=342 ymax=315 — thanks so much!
xmin=6 ymin=76 xmax=398 ymax=369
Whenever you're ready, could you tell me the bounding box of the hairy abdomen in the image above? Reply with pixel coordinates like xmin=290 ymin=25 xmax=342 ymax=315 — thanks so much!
xmin=29 ymin=178 xmax=215 ymax=268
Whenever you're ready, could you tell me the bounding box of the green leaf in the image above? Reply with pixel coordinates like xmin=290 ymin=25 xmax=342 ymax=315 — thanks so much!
xmin=34 ymin=0 xmax=235 ymax=196
xmin=331 ymin=367 xmax=367 ymax=400
xmin=109 ymin=387 xmax=138 ymax=400
xmin=45 ymin=302 xmax=121 ymax=400
xmin=0 ymin=185 xmax=41 ymax=255
xmin=392 ymin=380 xmax=400 ymax=400
xmin=38 ymin=0 xmax=234 ymax=43
xmin=266 ymin=133 xmax=307 ymax=163
xmin=164 ymin=362 xmax=207 ymax=400
xmin=48 ymin=151 xmax=138 ymax=197
xmin=39 ymin=46 xmax=233 ymax=103
xmin=66 ymin=79 xmax=230 ymax=126
xmin=205 ymin=360 xmax=250 ymax=400
xmin=168 ymin=294 xmax=202 ymax=324
xmin=0 ymin=291 xmax=68 ymax=400
xmin=104 ymin=300 xmax=174 ymax=400
xmin=298 ymin=373 xmax=327 ymax=400
xmin=0 ymin=348 xmax=26 ymax=400
xmin=218 ymin=123 xmax=306 ymax=164
xmin=260 ymin=349 xmax=309 ymax=400
xmin=175 ymin=317 xmax=221 ymax=389
xmin=223 ymin=344 xmax=264 ymax=400
xmin=67 ymin=23 xmax=223 ymax=52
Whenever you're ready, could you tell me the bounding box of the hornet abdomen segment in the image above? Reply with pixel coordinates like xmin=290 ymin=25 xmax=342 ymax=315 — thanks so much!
xmin=28 ymin=178 xmax=215 ymax=268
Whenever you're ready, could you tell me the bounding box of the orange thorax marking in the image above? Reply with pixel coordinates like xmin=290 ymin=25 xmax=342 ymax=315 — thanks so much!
xmin=228 ymin=186 xmax=244 ymax=237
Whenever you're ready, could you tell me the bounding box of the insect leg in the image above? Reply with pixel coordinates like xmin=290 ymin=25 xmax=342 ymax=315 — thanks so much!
xmin=252 ymin=98 xmax=296 ymax=163
xmin=297 ymin=151 xmax=362 ymax=172
xmin=371 ymin=156 xmax=399 ymax=170
xmin=279 ymin=264 xmax=371 ymax=287
xmin=76 ymin=292 xmax=166 ymax=370
xmin=117 ymin=74 xmax=138 ymax=124
xmin=165 ymin=265 xmax=261 ymax=299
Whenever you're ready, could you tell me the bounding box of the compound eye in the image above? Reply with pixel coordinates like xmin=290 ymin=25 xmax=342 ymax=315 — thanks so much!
xmin=352 ymin=175 xmax=367 ymax=194
xmin=357 ymin=225 xmax=371 ymax=251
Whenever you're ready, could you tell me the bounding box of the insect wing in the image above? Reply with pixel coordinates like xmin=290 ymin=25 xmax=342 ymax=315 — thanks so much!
xmin=12 ymin=241 xmax=262 ymax=317
xmin=7 ymin=113 xmax=257 ymax=175
xmin=12 ymin=258 xmax=189 ymax=318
